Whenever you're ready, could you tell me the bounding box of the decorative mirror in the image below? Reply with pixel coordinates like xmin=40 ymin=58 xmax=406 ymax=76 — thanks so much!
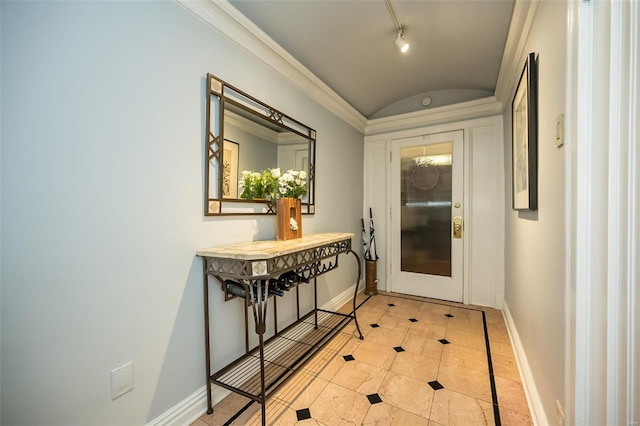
xmin=205 ymin=73 xmax=316 ymax=216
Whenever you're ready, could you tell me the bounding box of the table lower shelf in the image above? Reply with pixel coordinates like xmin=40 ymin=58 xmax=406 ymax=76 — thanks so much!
xmin=210 ymin=309 xmax=353 ymax=401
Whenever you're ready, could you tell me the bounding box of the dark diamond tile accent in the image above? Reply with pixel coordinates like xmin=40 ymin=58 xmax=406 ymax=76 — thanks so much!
xmin=388 ymin=303 xmax=396 ymax=307
xmin=409 ymin=318 xmax=418 ymax=323
xmin=367 ymin=393 xmax=383 ymax=404
xmin=296 ymin=408 xmax=312 ymax=420
xmin=445 ymin=313 xmax=454 ymax=318
xmin=370 ymin=323 xmax=380 ymax=328
xmin=393 ymin=346 xmax=405 ymax=352
xmin=428 ymin=380 xmax=444 ymax=391
xmin=343 ymin=354 xmax=355 ymax=361
xmin=438 ymin=339 xmax=450 ymax=345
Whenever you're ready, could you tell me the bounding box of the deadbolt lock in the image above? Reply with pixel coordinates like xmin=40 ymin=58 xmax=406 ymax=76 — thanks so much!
xmin=453 ymin=216 xmax=463 ymax=239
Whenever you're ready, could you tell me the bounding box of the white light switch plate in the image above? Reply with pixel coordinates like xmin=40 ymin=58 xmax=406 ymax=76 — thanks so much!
xmin=110 ymin=361 xmax=134 ymax=400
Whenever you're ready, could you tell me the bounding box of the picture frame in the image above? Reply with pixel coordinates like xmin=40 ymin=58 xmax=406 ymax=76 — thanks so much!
xmin=512 ymin=52 xmax=538 ymax=211
xmin=222 ymin=139 xmax=239 ymax=198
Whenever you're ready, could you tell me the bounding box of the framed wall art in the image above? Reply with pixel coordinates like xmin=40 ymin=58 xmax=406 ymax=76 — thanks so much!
xmin=512 ymin=52 xmax=538 ymax=211
xmin=222 ymin=139 xmax=239 ymax=198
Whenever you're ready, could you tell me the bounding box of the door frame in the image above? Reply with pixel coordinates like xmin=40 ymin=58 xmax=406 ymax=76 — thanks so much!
xmin=384 ymin=125 xmax=472 ymax=305
xmin=364 ymin=113 xmax=505 ymax=309
xmin=389 ymin=130 xmax=465 ymax=301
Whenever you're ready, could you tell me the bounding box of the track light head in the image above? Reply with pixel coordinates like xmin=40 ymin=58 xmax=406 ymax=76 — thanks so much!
xmin=395 ymin=30 xmax=409 ymax=53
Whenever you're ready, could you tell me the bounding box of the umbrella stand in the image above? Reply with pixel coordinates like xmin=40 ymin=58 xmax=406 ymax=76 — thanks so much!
xmin=362 ymin=209 xmax=379 ymax=296
xmin=364 ymin=258 xmax=379 ymax=296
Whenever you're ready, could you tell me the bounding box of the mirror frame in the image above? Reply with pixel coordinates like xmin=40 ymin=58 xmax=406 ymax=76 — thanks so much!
xmin=205 ymin=73 xmax=316 ymax=216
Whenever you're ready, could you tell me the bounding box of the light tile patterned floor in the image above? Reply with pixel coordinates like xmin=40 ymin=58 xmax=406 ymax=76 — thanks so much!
xmin=193 ymin=291 xmax=533 ymax=426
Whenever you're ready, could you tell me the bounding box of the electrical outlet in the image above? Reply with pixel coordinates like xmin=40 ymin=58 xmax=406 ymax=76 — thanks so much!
xmin=110 ymin=361 xmax=134 ymax=400
xmin=556 ymin=400 xmax=565 ymax=425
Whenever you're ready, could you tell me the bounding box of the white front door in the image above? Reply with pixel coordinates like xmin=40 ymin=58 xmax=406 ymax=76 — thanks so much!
xmin=390 ymin=130 xmax=464 ymax=302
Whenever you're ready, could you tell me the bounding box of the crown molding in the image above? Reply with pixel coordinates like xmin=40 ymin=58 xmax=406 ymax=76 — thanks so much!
xmin=176 ymin=0 xmax=367 ymax=134
xmin=364 ymin=96 xmax=503 ymax=136
xmin=494 ymin=0 xmax=540 ymax=109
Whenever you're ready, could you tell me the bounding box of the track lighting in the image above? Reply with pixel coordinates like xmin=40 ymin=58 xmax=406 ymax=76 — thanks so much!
xmin=395 ymin=30 xmax=410 ymax=53
xmin=385 ymin=0 xmax=410 ymax=54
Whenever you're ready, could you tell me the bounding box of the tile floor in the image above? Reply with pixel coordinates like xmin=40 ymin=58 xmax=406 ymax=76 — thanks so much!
xmin=193 ymin=291 xmax=533 ymax=426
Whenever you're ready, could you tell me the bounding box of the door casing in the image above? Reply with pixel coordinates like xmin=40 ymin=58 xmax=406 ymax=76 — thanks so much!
xmin=389 ymin=130 xmax=465 ymax=301
xmin=364 ymin=114 xmax=505 ymax=309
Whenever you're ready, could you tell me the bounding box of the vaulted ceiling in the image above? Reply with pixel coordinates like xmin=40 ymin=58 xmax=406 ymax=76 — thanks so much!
xmin=227 ymin=0 xmax=515 ymax=119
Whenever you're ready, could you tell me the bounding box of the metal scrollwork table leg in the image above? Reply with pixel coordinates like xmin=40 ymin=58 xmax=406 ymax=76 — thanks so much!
xmin=201 ymin=236 xmax=364 ymax=425
xmin=347 ymin=249 xmax=364 ymax=340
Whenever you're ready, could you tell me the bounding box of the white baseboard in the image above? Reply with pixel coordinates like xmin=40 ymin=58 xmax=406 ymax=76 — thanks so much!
xmin=146 ymin=386 xmax=210 ymax=426
xmin=320 ymin=280 xmax=364 ymax=312
xmin=146 ymin=281 xmax=364 ymax=426
xmin=501 ymin=301 xmax=549 ymax=426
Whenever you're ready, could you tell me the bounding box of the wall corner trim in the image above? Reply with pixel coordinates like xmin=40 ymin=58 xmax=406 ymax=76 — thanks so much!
xmin=494 ymin=0 xmax=540 ymax=108
xmin=502 ymin=301 xmax=550 ymax=426
xmin=175 ymin=0 xmax=367 ymax=134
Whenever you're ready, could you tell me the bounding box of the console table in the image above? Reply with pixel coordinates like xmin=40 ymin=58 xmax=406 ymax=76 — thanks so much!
xmin=197 ymin=233 xmax=364 ymax=425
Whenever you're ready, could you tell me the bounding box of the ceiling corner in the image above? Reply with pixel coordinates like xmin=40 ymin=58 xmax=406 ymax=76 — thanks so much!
xmin=175 ymin=0 xmax=367 ymax=134
xmin=364 ymin=97 xmax=503 ymax=136
xmin=494 ymin=0 xmax=541 ymax=109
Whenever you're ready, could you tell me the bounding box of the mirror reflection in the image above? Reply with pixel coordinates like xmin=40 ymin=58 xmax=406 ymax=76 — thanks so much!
xmin=205 ymin=74 xmax=316 ymax=216
xmin=224 ymin=103 xmax=309 ymax=198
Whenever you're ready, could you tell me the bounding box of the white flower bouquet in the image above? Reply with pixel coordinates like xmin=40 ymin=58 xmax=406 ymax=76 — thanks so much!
xmin=276 ymin=169 xmax=307 ymax=199
xmin=239 ymin=167 xmax=307 ymax=200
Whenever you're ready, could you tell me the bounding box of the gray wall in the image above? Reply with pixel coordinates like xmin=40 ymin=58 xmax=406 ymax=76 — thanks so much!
xmin=224 ymin=122 xmax=278 ymax=177
xmin=503 ymin=0 xmax=567 ymax=422
xmin=0 ymin=1 xmax=364 ymax=424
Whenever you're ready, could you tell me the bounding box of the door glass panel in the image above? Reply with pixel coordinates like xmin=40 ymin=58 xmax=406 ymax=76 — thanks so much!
xmin=400 ymin=142 xmax=453 ymax=277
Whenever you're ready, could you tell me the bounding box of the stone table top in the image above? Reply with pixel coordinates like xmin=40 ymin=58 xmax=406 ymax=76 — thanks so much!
xmin=196 ymin=233 xmax=354 ymax=260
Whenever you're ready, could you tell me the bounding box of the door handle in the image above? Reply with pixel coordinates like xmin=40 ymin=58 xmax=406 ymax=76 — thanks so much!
xmin=453 ymin=216 xmax=463 ymax=239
